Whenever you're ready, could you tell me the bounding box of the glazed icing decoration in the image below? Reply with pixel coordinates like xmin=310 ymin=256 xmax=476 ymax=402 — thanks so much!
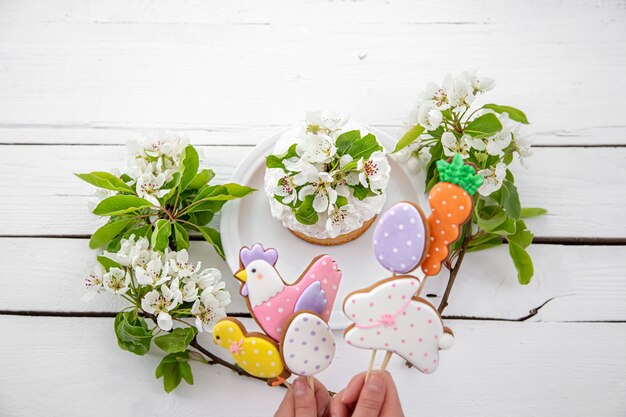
xmin=373 ymin=202 xmax=428 ymax=274
xmin=212 ymin=318 xmax=290 ymax=385
xmin=234 ymin=244 xmax=342 ymax=341
xmin=422 ymin=154 xmax=483 ymax=276
xmin=281 ymin=311 xmax=336 ymax=376
xmin=343 ymin=276 xmax=454 ymax=374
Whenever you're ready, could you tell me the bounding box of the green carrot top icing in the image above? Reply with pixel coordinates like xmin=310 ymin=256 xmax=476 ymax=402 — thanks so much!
xmin=436 ymin=154 xmax=484 ymax=195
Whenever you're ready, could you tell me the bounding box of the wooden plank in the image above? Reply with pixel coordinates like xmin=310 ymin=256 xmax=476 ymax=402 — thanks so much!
xmin=0 ymin=1 xmax=624 ymax=145
xmin=1 ymin=145 xmax=625 ymax=238
xmin=0 ymin=316 xmax=624 ymax=417
xmin=1 ymin=238 xmax=625 ymax=322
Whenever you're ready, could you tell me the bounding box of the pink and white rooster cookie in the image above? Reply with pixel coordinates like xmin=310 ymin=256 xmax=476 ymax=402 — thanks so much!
xmin=234 ymin=243 xmax=342 ymax=341
xmin=343 ymin=276 xmax=454 ymax=374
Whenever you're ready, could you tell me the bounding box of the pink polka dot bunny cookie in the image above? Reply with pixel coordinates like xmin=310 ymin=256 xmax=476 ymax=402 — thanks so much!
xmin=343 ymin=276 xmax=454 ymax=374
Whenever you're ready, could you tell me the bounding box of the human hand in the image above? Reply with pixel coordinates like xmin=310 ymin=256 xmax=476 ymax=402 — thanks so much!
xmin=274 ymin=377 xmax=331 ymax=417
xmin=329 ymin=371 xmax=404 ymax=417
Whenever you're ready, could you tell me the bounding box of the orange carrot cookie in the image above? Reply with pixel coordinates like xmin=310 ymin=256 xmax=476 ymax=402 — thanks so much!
xmin=422 ymin=154 xmax=483 ymax=276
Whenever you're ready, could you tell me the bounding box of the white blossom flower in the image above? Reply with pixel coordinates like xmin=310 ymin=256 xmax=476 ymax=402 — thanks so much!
xmin=419 ymin=82 xmax=449 ymax=109
xmin=463 ymin=69 xmax=495 ymax=94
xmin=181 ymin=280 xmax=199 ymax=302
xmin=167 ymin=249 xmax=199 ymax=278
xmin=136 ymin=172 xmax=168 ymax=206
xmin=512 ymin=124 xmax=533 ymax=168
xmin=478 ymin=162 xmax=507 ymax=196
xmin=441 ymin=132 xmax=470 ymax=159
xmin=417 ymin=102 xmax=443 ymax=131
xmin=274 ymin=175 xmax=298 ymax=204
xmin=346 ymin=151 xmax=390 ymax=191
xmin=192 ymin=283 xmax=230 ymax=332
xmin=305 ymin=111 xmax=348 ymax=133
xmin=135 ymin=257 xmax=170 ymax=287
xmin=326 ymin=204 xmax=356 ymax=237
xmin=297 ymin=133 xmax=337 ymax=164
xmin=190 ymin=267 xmax=222 ymax=290
xmin=286 ymin=159 xmax=319 ymax=186
xmin=106 ymin=236 xmax=150 ymax=267
xmin=102 ymin=267 xmax=130 ymax=295
xmin=298 ymin=172 xmax=338 ymax=212
xmin=406 ymin=149 xmax=431 ymax=175
xmin=485 ymin=115 xmax=513 ymax=156
xmin=464 ymin=135 xmax=487 ymax=151
xmin=84 ymin=263 xmax=106 ymax=301
xmin=443 ymin=74 xmax=474 ymax=109
xmin=141 ymin=279 xmax=183 ymax=331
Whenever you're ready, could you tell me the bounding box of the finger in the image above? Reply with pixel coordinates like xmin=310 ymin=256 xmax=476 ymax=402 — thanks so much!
xmin=352 ymin=371 xmax=387 ymax=417
xmin=379 ymin=371 xmax=405 ymax=417
xmin=293 ymin=377 xmax=318 ymax=417
xmin=274 ymin=388 xmax=295 ymax=417
xmin=329 ymin=390 xmax=351 ymax=417
xmin=313 ymin=379 xmax=330 ymax=417
xmin=340 ymin=372 xmax=366 ymax=405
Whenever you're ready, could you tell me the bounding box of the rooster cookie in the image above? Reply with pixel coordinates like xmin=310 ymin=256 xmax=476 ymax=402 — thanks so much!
xmin=281 ymin=311 xmax=336 ymax=377
xmin=234 ymin=243 xmax=342 ymax=341
xmin=422 ymin=154 xmax=483 ymax=276
xmin=373 ymin=201 xmax=429 ymax=274
xmin=343 ymin=276 xmax=453 ymax=374
xmin=212 ymin=318 xmax=290 ymax=385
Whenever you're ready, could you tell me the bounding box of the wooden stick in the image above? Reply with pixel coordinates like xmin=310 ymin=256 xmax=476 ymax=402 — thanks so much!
xmin=283 ymin=381 xmax=292 ymax=391
xmin=365 ymin=350 xmax=377 ymax=381
xmin=307 ymin=376 xmax=314 ymax=391
xmin=380 ymin=351 xmax=393 ymax=371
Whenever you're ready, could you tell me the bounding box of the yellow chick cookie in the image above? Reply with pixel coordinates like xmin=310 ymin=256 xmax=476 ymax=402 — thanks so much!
xmin=212 ymin=318 xmax=290 ymax=386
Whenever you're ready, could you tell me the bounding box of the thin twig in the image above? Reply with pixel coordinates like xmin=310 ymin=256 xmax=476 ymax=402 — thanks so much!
xmin=438 ymin=224 xmax=472 ymax=314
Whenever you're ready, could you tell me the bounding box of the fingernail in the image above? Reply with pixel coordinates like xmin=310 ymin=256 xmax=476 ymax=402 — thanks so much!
xmin=367 ymin=372 xmax=383 ymax=392
xmin=294 ymin=378 xmax=307 ymax=397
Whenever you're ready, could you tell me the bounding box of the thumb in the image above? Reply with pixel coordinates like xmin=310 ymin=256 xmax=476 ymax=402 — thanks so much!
xmin=353 ymin=372 xmax=387 ymax=417
xmin=293 ymin=377 xmax=318 ymax=417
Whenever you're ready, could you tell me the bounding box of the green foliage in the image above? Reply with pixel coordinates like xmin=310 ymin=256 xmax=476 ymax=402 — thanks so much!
xmin=336 ymin=130 xmax=361 ymax=156
xmin=464 ymin=113 xmax=503 ymax=138
xmin=266 ymin=144 xmax=298 ymax=170
xmin=78 ymin=143 xmax=254 ymax=259
xmin=155 ymin=351 xmax=194 ymax=393
xmin=154 ymin=328 xmax=197 ymax=353
xmin=347 ymin=133 xmax=383 ymax=161
xmin=97 ymin=255 xmax=121 ymax=271
xmin=114 ymin=311 xmax=153 ymax=356
xmin=482 ymin=104 xmax=529 ymax=124
xmin=295 ymin=195 xmax=319 ymax=225
xmin=393 ymin=124 xmax=425 ymax=153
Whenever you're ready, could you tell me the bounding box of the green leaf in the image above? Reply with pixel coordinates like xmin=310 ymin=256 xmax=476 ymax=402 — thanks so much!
xmin=352 ymin=184 xmax=377 ymax=200
xmin=114 ymin=311 xmax=152 ymax=356
xmin=266 ymin=144 xmax=298 ymax=170
xmin=508 ymin=241 xmax=534 ymax=284
xmin=348 ymin=133 xmax=383 ymax=161
xmin=122 ymin=224 xmax=152 ymax=240
xmin=521 ymin=207 xmax=547 ymax=218
xmin=155 ymin=351 xmax=193 ymax=393
xmin=393 ymin=125 xmax=425 ymax=153
xmin=75 ymin=172 xmax=134 ymax=193
xmin=500 ymin=181 xmax=521 ymax=220
xmin=295 ymin=194 xmax=319 ymax=225
xmin=93 ymin=195 xmax=153 ymax=216
xmin=179 ymin=145 xmax=199 ymax=191
xmin=482 ymin=104 xmax=529 ymax=124
xmin=151 ymin=219 xmax=172 ymax=252
xmin=508 ymin=220 xmax=534 ymax=249
xmin=97 ymin=255 xmax=121 ymax=271
xmin=154 ymin=328 xmax=197 ymax=353
xmin=336 ymin=130 xmax=361 ymax=156
xmin=464 ymin=113 xmax=503 ymax=138
xmin=173 ymin=222 xmax=189 ymax=251
xmin=336 ymin=195 xmax=348 ymax=207
xmin=467 ymin=234 xmax=503 ymax=252
xmin=187 ymin=183 xmax=256 ymax=214
xmin=476 ymin=208 xmax=507 ymax=232
xmin=491 ymin=218 xmax=517 ymax=236
xmin=195 ymin=225 xmax=224 ymax=258
xmin=187 ymin=169 xmax=215 ymax=190
xmin=89 ymin=218 xmax=133 ymax=249
xmin=189 ymin=211 xmax=214 ymax=226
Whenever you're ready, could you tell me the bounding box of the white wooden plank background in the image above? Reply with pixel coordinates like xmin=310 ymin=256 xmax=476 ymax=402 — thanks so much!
xmin=1 ymin=0 xmax=625 ymax=416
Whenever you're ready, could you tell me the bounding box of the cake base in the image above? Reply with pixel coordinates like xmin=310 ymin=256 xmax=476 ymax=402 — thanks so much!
xmin=288 ymin=216 xmax=377 ymax=246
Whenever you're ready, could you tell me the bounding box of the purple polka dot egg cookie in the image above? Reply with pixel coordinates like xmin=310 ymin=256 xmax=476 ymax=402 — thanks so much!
xmin=280 ymin=311 xmax=336 ymax=376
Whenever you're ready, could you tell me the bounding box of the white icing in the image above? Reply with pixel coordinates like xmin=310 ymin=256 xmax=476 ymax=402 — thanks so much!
xmin=282 ymin=312 xmax=335 ymax=376
xmin=343 ymin=277 xmax=453 ymax=374
xmin=264 ymin=120 xmax=389 ymax=239
xmin=244 ymin=259 xmax=284 ymax=308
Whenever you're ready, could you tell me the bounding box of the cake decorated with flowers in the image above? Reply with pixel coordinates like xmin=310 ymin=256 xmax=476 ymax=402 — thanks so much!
xmin=264 ymin=111 xmax=391 ymax=245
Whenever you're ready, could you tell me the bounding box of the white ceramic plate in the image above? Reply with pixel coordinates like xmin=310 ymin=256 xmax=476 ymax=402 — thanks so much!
xmin=220 ymin=127 xmax=426 ymax=328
